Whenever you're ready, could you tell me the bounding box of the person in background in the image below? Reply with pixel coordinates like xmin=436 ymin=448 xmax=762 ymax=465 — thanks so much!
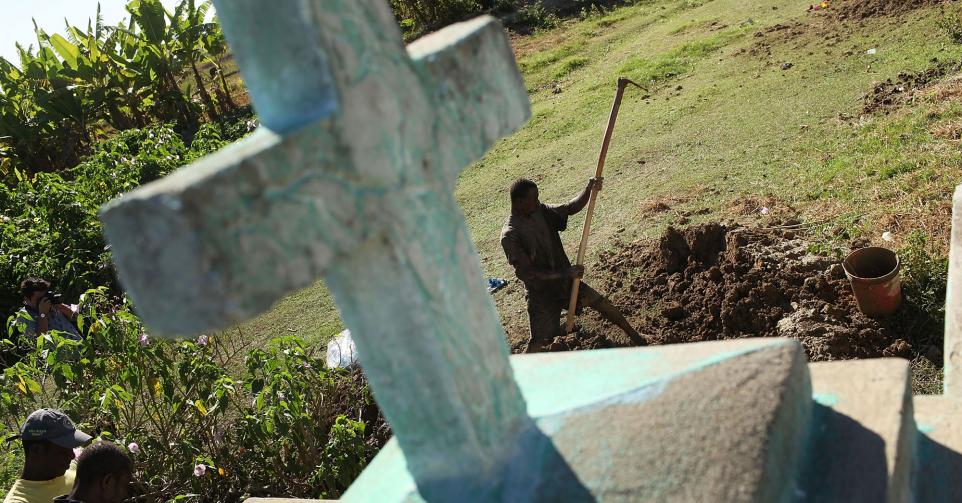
xmin=3 ymin=409 xmax=91 ymax=503
xmin=54 ymin=442 xmax=133 ymax=503
xmin=15 ymin=278 xmax=81 ymax=340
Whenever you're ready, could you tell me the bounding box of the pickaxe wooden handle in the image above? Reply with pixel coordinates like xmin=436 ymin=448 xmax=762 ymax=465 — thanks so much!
xmin=565 ymin=77 xmax=646 ymax=334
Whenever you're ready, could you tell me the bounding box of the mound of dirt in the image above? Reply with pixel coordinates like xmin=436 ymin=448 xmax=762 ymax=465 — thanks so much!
xmin=548 ymin=224 xmax=942 ymax=364
xmin=835 ymin=0 xmax=947 ymax=20
xmin=864 ymin=61 xmax=960 ymax=114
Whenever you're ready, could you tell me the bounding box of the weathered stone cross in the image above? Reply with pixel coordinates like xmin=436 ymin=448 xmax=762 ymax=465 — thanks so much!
xmin=100 ymin=0 xmax=530 ymax=491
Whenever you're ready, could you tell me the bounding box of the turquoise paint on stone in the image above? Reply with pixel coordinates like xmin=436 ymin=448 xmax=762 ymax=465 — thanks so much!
xmin=345 ymin=338 xmax=814 ymax=502
xmin=99 ymin=1 xmax=532 ymax=497
xmin=919 ymin=422 xmax=935 ymax=434
xmin=813 ymin=393 xmax=839 ymax=407
xmin=512 ymin=338 xmax=789 ymax=417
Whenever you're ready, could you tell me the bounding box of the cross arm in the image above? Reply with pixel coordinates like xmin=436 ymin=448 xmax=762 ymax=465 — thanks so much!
xmin=408 ymin=16 xmax=531 ymax=186
xmin=99 ymin=123 xmax=372 ymax=337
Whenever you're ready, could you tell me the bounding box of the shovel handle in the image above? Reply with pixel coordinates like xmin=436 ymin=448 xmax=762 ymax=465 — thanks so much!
xmin=565 ymin=78 xmax=640 ymax=333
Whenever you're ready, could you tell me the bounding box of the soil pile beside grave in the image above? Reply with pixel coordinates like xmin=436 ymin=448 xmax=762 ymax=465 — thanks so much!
xmin=548 ymin=224 xmax=942 ymax=365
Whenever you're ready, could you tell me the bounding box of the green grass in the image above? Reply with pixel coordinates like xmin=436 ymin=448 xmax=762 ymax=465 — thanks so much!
xmin=618 ymin=28 xmax=745 ymax=86
xmin=232 ymin=0 xmax=962 ymax=385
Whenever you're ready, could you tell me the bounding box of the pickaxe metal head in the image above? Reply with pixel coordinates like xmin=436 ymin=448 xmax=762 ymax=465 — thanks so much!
xmin=617 ymin=77 xmax=648 ymax=92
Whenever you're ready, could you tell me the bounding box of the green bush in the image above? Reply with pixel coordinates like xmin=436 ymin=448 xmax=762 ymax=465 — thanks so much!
xmin=0 ymin=116 xmax=257 ymax=321
xmin=391 ymin=0 xmax=512 ymax=38
xmin=511 ymin=4 xmax=561 ymax=31
xmin=1 ymin=288 xmax=387 ymax=501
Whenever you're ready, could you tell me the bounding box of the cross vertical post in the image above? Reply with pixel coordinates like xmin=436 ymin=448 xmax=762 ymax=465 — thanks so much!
xmin=99 ymin=0 xmax=532 ymax=492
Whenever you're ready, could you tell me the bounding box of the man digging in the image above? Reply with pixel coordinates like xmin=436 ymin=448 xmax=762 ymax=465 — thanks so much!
xmin=501 ymin=177 xmax=646 ymax=352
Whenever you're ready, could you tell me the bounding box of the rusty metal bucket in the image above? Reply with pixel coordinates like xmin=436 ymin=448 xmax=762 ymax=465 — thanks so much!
xmin=842 ymin=247 xmax=902 ymax=318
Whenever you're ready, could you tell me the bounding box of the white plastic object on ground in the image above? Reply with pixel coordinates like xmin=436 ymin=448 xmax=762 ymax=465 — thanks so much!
xmin=326 ymin=329 xmax=358 ymax=368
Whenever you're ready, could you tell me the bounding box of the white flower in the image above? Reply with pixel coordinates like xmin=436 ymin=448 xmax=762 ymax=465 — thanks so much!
xmin=882 ymin=231 xmax=894 ymax=242
xmin=760 ymin=207 xmax=770 ymax=215
xmin=194 ymin=464 xmax=207 ymax=477
xmin=196 ymin=334 xmax=209 ymax=346
xmin=128 ymin=442 xmax=140 ymax=454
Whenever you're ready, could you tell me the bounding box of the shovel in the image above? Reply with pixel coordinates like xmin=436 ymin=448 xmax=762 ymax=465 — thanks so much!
xmin=565 ymin=77 xmax=646 ymax=334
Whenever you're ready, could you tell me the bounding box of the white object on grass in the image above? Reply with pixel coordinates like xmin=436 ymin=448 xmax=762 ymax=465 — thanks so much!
xmin=326 ymin=329 xmax=358 ymax=368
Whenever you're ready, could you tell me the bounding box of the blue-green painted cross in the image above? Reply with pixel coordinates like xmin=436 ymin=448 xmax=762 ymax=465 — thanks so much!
xmin=100 ymin=0 xmax=532 ymax=492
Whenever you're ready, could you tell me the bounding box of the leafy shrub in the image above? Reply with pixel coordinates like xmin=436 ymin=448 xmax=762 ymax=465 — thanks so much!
xmin=511 ymin=4 xmax=561 ymax=31
xmin=0 ymin=115 xmax=256 ymax=322
xmin=0 ymin=289 xmax=388 ymax=501
xmin=391 ymin=0 xmax=512 ymax=38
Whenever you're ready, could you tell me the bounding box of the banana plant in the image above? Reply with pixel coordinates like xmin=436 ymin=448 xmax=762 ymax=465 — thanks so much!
xmin=121 ymin=0 xmax=199 ymax=129
xmin=199 ymin=16 xmax=236 ymax=111
xmin=169 ymin=0 xmax=220 ymax=120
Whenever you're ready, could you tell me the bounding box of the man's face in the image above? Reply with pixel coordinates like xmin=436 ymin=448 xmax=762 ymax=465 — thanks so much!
xmin=24 ymin=290 xmax=46 ymax=310
xmin=27 ymin=442 xmax=74 ymax=475
xmin=517 ymin=187 xmax=540 ymax=217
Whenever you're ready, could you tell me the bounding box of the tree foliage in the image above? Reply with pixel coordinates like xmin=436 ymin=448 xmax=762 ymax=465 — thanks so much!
xmin=0 ymin=118 xmax=256 ymax=322
xmin=0 ymin=0 xmax=234 ymax=175
xmin=1 ymin=290 xmax=388 ymax=500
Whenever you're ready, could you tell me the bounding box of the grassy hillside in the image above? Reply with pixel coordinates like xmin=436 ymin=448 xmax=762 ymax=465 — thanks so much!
xmin=237 ymin=0 xmax=962 ymax=370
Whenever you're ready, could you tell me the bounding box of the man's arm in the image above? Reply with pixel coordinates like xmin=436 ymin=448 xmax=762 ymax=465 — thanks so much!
xmin=562 ymin=177 xmax=603 ymax=216
xmin=54 ymin=303 xmax=78 ymax=321
xmin=36 ymin=298 xmax=51 ymax=336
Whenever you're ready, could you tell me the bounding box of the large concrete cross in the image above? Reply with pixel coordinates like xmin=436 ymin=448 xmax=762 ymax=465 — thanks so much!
xmin=100 ymin=0 xmax=530 ymax=490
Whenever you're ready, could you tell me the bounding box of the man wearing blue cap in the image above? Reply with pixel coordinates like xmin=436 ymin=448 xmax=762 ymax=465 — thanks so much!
xmin=3 ymin=409 xmax=92 ymax=503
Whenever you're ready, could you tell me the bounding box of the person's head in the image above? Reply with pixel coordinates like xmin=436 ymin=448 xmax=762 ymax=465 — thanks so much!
xmin=71 ymin=442 xmax=133 ymax=503
xmin=510 ymin=178 xmax=539 ymax=216
xmin=20 ymin=277 xmax=51 ymax=310
xmin=13 ymin=408 xmax=91 ymax=480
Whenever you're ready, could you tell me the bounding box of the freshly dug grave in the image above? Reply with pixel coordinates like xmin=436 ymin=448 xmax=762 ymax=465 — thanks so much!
xmin=549 ymin=224 xmax=943 ymax=365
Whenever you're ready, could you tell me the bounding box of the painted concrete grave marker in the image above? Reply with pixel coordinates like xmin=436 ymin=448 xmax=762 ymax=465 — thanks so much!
xmin=100 ymin=0 xmax=532 ymax=494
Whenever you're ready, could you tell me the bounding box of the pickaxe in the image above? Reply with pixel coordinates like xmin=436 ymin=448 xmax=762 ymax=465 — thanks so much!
xmin=566 ymin=77 xmax=647 ymax=334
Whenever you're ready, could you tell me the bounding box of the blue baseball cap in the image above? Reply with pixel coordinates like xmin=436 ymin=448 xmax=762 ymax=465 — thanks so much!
xmin=14 ymin=409 xmax=91 ymax=448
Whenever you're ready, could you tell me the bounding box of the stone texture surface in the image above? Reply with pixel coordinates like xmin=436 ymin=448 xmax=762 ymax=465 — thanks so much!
xmin=344 ymin=338 xmax=813 ymax=502
xmin=913 ymin=395 xmax=962 ymax=503
xmin=945 ymin=185 xmax=962 ymax=398
xmin=101 ymin=0 xmax=532 ymax=495
xmin=798 ymin=360 xmax=914 ymax=503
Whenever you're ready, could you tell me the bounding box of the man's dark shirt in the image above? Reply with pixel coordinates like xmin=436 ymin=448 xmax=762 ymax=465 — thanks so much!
xmin=500 ymin=202 xmax=573 ymax=296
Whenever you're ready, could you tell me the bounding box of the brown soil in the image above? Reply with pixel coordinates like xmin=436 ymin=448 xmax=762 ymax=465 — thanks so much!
xmin=834 ymin=0 xmax=949 ymax=20
xmin=539 ymin=224 xmax=943 ymax=366
xmin=863 ymin=61 xmax=961 ymax=114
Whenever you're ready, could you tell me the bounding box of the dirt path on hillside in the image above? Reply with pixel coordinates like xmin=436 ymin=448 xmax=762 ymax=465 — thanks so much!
xmin=504 ymin=224 xmax=943 ymax=368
